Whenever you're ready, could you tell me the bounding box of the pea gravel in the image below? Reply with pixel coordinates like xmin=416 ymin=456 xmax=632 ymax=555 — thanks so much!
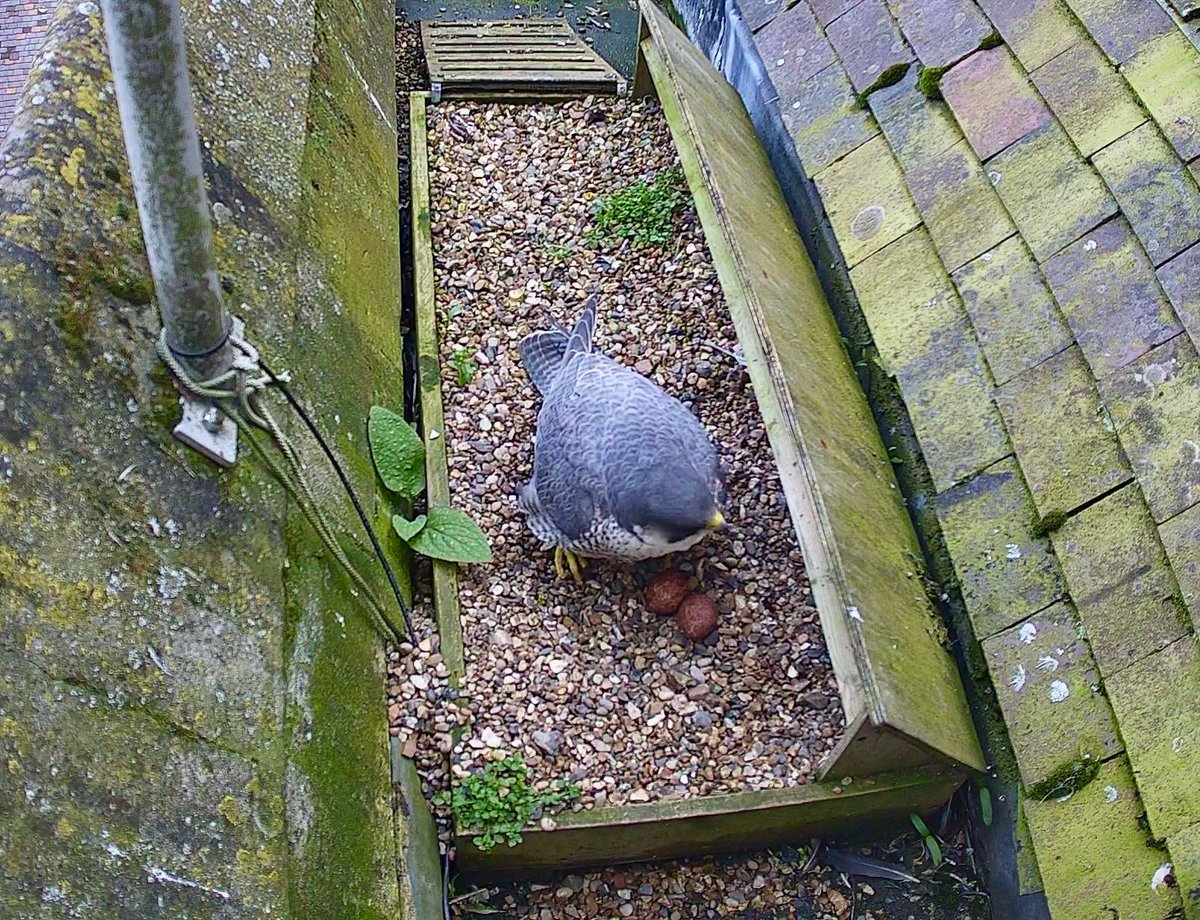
xmin=449 ymin=834 xmax=990 ymax=920
xmin=389 ymin=96 xmax=842 ymax=842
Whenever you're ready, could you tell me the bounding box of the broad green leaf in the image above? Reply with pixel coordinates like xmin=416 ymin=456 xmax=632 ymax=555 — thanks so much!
xmin=408 ymin=506 xmax=492 ymax=564
xmin=909 ymin=813 xmax=931 ymax=837
xmin=368 ymin=406 xmax=425 ymax=498
xmin=979 ymin=785 xmax=993 ymax=827
xmin=392 ymin=514 xmax=427 ymax=543
xmin=925 ymin=836 xmax=943 ymax=868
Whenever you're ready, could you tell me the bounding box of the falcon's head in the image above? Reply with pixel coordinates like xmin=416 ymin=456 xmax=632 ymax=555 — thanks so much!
xmin=614 ymin=465 xmax=724 ymax=548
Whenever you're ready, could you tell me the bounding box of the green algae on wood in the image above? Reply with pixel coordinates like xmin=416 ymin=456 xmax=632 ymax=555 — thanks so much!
xmin=410 ymin=90 xmax=466 ymax=686
xmin=392 ymin=741 xmax=447 ymax=920
xmin=457 ymin=765 xmax=964 ymax=880
xmin=640 ymin=1 xmax=982 ymax=774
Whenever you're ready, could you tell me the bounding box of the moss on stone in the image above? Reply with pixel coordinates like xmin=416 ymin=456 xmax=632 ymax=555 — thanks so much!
xmin=917 ymin=64 xmax=952 ymax=100
xmin=53 ymin=298 xmax=97 ymax=360
xmin=0 ymin=0 xmax=417 ymax=914
xmin=978 ymin=31 xmax=1003 ymax=51
xmin=278 ymin=0 xmax=424 ymax=916
xmin=1026 ymin=757 xmax=1182 ymax=918
xmin=1026 ymin=752 xmax=1100 ymax=800
xmin=219 ymin=794 xmax=248 ymax=827
xmin=856 ymin=61 xmax=912 ymax=108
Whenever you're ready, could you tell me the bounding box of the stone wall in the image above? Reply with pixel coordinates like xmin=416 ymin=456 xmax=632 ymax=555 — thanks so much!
xmin=0 ymin=1 xmax=430 ymax=916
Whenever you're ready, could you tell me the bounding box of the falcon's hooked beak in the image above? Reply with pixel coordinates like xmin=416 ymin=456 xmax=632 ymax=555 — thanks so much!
xmin=705 ymin=510 xmax=725 ymax=531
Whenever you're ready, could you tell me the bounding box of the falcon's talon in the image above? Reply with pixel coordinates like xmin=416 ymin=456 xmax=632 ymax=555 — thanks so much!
xmin=554 ymin=546 xmax=585 ymax=584
xmin=566 ymin=548 xmax=584 ymax=584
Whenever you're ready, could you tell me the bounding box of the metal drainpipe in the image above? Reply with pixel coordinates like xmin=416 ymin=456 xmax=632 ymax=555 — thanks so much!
xmin=100 ymin=0 xmax=238 ymax=465
xmin=100 ymin=0 xmax=228 ymax=375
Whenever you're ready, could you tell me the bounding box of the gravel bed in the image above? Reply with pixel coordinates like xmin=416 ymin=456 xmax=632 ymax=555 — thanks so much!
xmin=461 ymin=850 xmax=852 ymax=920
xmin=392 ymin=96 xmax=841 ymax=826
xmin=450 ymin=831 xmax=990 ymax=919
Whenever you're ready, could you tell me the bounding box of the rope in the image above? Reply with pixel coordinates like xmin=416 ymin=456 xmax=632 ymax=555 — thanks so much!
xmin=156 ymin=328 xmax=412 ymax=643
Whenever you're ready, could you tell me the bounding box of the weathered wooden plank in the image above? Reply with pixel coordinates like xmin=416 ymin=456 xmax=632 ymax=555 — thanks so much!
xmin=437 ymin=80 xmax=620 ymax=98
xmin=428 ymin=64 xmax=614 ymax=78
xmin=820 ymin=712 xmax=950 ymax=777
xmin=423 ymin=17 xmax=625 ymax=100
xmin=640 ymin=1 xmax=983 ymax=773
xmin=440 ymin=89 xmax=612 ymax=103
xmin=432 ymin=51 xmax=600 ymax=63
xmin=432 ymin=42 xmax=586 ymax=53
xmin=431 ymin=35 xmax=583 ymax=45
xmin=431 ymin=45 xmax=592 ymax=54
xmin=410 ymin=92 xmax=465 ymax=684
xmin=420 ymin=22 xmax=443 ymax=76
xmin=457 ymin=766 xmax=964 ymax=879
xmin=425 ymin=18 xmax=574 ymax=31
xmin=392 ymin=738 xmax=447 ymax=916
xmin=631 ymin=10 xmax=654 ymax=98
xmin=434 ymin=61 xmax=614 ymax=74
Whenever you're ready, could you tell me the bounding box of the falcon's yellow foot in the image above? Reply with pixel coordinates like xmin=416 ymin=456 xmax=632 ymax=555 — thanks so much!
xmin=554 ymin=546 xmax=585 ymax=584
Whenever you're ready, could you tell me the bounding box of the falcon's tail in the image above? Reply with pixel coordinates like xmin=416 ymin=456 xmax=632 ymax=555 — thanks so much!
xmin=564 ymin=294 xmax=598 ymax=360
xmin=519 ymin=329 xmax=569 ymax=395
xmin=519 ymin=295 xmax=598 ymax=395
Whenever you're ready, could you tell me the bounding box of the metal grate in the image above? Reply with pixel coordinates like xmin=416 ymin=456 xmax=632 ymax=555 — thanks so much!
xmin=421 ymin=19 xmax=627 ymax=102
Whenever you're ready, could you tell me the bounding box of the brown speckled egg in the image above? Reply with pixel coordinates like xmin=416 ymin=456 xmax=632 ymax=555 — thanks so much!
xmin=676 ymin=593 xmax=718 ymax=641
xmin=644 ymin=570 xmax=691 ymax=616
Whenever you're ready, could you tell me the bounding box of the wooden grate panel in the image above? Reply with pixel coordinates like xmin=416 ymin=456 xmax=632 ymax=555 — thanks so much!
xmin=421 ymin=18 xmax=627 ymax=101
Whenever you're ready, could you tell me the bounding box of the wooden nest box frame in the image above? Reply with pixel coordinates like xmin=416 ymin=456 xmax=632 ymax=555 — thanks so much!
xmin=409 ymin=0 xmax=984 ymax=880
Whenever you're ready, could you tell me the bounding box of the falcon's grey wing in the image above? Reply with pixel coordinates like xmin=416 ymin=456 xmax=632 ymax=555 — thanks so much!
xmin=582 ymin=360 xmax=720 ymax=501
xmin=530 ymin=354 xmax=606 ymax=541
xmin=533 ymin=351 xmax=714 ymax=537
xmin=518 ymin=330 xmax=568 ymax=396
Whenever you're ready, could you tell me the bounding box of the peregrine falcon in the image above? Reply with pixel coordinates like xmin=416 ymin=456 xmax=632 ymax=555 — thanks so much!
xmin=517 ymin=295 xmax=725 ymax=583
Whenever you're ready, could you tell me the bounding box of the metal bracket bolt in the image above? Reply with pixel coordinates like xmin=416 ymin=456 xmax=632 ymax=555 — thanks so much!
xmin=171 ymin=316 xmax=246 ymax=469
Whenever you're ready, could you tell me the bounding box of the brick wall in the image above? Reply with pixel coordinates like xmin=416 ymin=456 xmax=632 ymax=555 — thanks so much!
xmin=1 ymin=2 xmax=55 ymax=140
